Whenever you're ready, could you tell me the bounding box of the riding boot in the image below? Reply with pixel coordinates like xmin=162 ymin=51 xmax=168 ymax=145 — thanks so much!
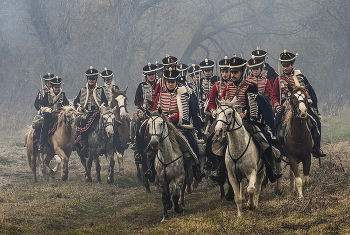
xmin=264 ymin=147 xmax=282 ymax=183
xmin=312 ymin=134 xmax=326 ymax=158
xmin=209 ymin=155 xmax=226 ymax=183
xmin=145 ymin=158 xmax=156 ymax=182
xmin=192 ymin=164 xmax=205 ymax=183
xmin=38 ymin=116 xmax=50 ymax=153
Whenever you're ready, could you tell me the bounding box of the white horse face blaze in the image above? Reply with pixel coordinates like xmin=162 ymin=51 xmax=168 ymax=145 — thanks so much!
xmin=115 ymin=95 xmax=127 ymax=118
xmin=103 ymin=111 xmax=115 ymax=138
xmin=295 ymin=91 xmax=307 ymax=118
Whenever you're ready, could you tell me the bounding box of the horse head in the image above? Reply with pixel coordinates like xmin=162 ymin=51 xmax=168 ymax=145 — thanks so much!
xmin=100 ymin=105 xmax=116 ymax=138
xmin=147 ymin=109 xmax=166 ymax=151
xmin=288 ymin=84 xmax=309 ymax=119
xmin=215 ymin=97 xmax=241 ymax=137
xmin=58 ymin=106 xmax=77 ymax=129
xmin=113 ymin=88 xmax=129 ymax=119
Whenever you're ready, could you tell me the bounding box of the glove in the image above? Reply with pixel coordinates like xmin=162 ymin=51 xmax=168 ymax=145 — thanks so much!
xmin=211 ymin=109 xmax=217 ymax=118
xmin=40 ymin=107 xmax=52 ymax=113
xmin=77 ymin=106 xmax=84 ymax=113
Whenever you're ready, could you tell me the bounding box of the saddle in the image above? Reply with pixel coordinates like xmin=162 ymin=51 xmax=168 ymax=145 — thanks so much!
xmin=74 ymin=111 xmax=100 ymax=144
xmin=32 ymin=120 xmax=58 ymax=145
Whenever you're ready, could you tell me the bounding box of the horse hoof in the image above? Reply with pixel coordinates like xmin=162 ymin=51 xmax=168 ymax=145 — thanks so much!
xmin=161 ymin=217 xmax=169 ymax=223
xmin=275 ymin=189 xmax=283 ymax=196
xmin=174 ymin=205 xmax=183 ymax=213
xmin=85 ymin=177 xmax=92 ymax=182
xmin=107 ymin=178 xmax=114 ymax=184
xmin=165 ymin=203 xmax=172 ymax=210
xmin=62 ymin=175 xmax=68 ymax=181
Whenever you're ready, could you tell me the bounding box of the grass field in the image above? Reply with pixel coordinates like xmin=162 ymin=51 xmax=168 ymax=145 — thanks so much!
xmin=1 ymin=112 xmax=350 ymax=234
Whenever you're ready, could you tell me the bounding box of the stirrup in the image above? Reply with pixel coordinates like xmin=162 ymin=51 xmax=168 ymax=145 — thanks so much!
xmin=134 ymin=153 xmax=142 ymax=164
xmin=312 ymin=148 xmax=326 ymax=158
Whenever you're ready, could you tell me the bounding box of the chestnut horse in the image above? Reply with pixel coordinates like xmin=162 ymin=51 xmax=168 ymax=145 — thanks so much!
xmin=25 ymin=106 xmax=77 ymax=182
xmin=277 ymin=85 xmax=313 ymax=198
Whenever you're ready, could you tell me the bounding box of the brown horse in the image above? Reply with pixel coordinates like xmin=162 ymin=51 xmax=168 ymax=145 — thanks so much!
xmin=278 ymin=85 xmax=313 ymax=198
xmin=110 ymin=88 xmax=130 ymax=175
xmin=25 ymin=106 xmax=77 ymax=182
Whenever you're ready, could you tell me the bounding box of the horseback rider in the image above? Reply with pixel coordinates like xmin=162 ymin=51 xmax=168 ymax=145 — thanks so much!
xmin=155 ymin=61 xmax=164 ymax=80
xmin=198 ymin=59 xmax=219 ymax=119
xmin=246 ymin=56 xmax=273 ymax=101
xmin=271 ymin=50 xmax=326 ymax=158
xmin=187 ymin=64 xmax=201 ymax=97
xmin=38 ymin=76 xmax=69 ymax=152
xmin=34 ymin=73 xmax=54 ymax=111
xmin=133 ymin=63 xmax=158 ymax=163
xmin=150 ymin=68 xmax=206 ymax=183
xmin=73 ymin=66 xmax=109 ymax=155
xmin=250 ymin=47 xmax=278 ymax=87
xmin=153 ymin=55 xmax=178 ymax=100
xmin=204 ymin=56 xmax=232 ymax=181
xmin=100 ymin=67 xmax=124 ymax=154
xmin=215 ymin=55 xmax=282 ymax=183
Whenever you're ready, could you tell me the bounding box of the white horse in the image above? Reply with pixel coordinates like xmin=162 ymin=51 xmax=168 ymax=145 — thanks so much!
xmin=147 ymin=109 xmax=189 ymax=222
xmin=214 ymin=98 xmax=265 ymax=217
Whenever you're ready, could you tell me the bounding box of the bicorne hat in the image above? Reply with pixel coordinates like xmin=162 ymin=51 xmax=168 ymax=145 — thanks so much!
xmin=50 ymin=76 xmax=62 ymax=88
xmin=162 ymin=55 xmax=178 ymax=68
xmin=247 ymin=56 xmax=264 ymax=69
xmin=279 ymin=49 xmax=298 ymax=65
xmin=219 ymin=56 xmax=230 ymax=70
xmin=251 ymin=47 xmax=267 ymax=59
xmin=187 ymin=64 xmax=201 ymax=77
xmin=143 ymin=62 xmax=157 ymax=75
xmin=85 ymin=66 xmax=99 ymax=79
xmin=43 ymin=73 xmax=54 ymax=81
xmin=199 ymin=59 xmax=214 ymax=71
xmin=229 ymin=55 xmax=247 ymax=71
xmin=100 ymin=67 xmax=113 ymax=80
xmin=163 ymin=68 xmax=180 ymax=81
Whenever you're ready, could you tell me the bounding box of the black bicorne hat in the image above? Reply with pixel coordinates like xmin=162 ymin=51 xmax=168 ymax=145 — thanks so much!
xmin=229 ymin=55 xmax=247 ymax=71
xmin=247 ymin=56 xmax=264 ymax=69
xmin=251 ymin=47 xmax=267 ymax=59
xmin=143 ymin=62 xmax=157 ymax=75
xmin=50 ymin=76 xmax=62 ymax=87
xmin=219 ymin=56 xmax=230 ymax=70
xmin=163 ymin=68 xmax=180 ymax=81
xmin=199 ymin=59 xmax=214 ymax=71
xmin=162 ymin=55 xmax=178 ymax=68
xmin=155 ymin=61 xmax=164 ymax=72
xmin=43 ymin=73 xmax=54 ymax=81
xmin=279 ymin=49 xmax=298 ymax=65
xmin=177 ymin=63 xmax=188 ymax=76
xmin=85 ymin=66 xmax=99 ymax=79
xmin=100 ymin=67 xmax=113 ymax=80
xmin=187 ymin=64 xmax=201 ymax=77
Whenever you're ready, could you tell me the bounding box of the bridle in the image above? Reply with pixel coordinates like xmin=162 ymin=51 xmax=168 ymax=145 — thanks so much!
xmin=216 ymin=104 xmax=243 ymax=132
xmin=148 ymin=114 xmax=169 ymax=141
xmin=290 ymin=89 xmax=308 ymax=118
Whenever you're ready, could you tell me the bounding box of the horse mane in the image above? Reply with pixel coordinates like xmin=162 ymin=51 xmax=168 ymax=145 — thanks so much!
xmin=57 ymin=106 xmax=75 ymax=127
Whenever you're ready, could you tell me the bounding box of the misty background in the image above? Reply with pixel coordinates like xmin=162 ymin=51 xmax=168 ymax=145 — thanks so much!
xmin=0 ymin=0 xmax=348 ymax=135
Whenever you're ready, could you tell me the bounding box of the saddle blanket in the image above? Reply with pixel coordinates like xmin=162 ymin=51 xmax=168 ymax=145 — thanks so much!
xmin=74 ymin=111 xmax=99 ymax=144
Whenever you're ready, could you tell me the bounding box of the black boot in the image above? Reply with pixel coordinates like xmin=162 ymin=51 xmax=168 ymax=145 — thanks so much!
xmin=312 ymin=136 xmax=326 ymax=158
xmin=193 ymin=164 xmax=205 ymax=183
xmin=38 ymin=117 xmax=50 ymax=153
xmin=264 ymin=147 xmax=282 ymax=183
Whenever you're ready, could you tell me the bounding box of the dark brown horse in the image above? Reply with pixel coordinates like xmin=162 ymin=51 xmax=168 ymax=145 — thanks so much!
xmin=277 ymin=85 xmax=313 ymax=198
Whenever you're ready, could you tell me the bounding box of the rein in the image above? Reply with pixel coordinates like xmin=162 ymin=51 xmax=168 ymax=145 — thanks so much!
xmin=216 ymin=105 xmax=243 ymax=132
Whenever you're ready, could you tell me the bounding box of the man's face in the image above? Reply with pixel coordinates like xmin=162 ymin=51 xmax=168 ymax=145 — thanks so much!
xmin=282 ymin=63 xmax=294 ymax=74
xmin=53 ymin=87 xmax=60 ymax=93
xmin=104 ymin=78 xmax=112 ymax=85
xmin=230 ymin=70 xmax=243 ymax=82
xmin=157 ymin=71 xmax=163 ymax=78
xmin=45 ymin=81 xmax=52 ymax=88
xmin=203 ymin=70 xmax=213 ymax=78
xmin=251 ymin=67 xmax=262 ymax=77
xmin=192 ymin=73 xmax=200 ymax=83
xmin=87 ymin=77 xmax=97 ymax=86
xmin=146 ymin=73 xmax=156 ymax=82
xmin=165 ymin=80 xmax=177 ymax=90
xmin=220 ymin=69 xmax=230 ymax=81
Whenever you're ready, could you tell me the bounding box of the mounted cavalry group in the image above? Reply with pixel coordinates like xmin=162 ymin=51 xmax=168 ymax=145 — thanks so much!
xmin=25 ymin=48 xmax=326 ymax=221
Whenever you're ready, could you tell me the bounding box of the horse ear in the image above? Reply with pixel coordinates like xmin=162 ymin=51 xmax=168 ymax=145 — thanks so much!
xmin=229 ymin=96 xmax=237 ymax=107
xmin=157 ymin=107 xmax=162 ymax=114
xmin=124 ymin=87 xmax=128 ymax=93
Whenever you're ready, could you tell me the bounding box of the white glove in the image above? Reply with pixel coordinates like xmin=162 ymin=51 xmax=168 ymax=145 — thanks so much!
xmin=41 ymin=107 xmax=52 ymax=113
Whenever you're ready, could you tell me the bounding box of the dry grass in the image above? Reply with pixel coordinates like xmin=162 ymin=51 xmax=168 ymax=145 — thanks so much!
xmin=1 ymin=140 xmax=350 ymax=234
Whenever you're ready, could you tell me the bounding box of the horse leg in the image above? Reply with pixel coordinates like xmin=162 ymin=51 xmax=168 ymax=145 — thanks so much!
xmin=37 ymin=153 xmax=45 ymax=176
xmin=52 ymin=155 xmax=62 ymax=175
xmin=85 ymin=155 xmax=93 ymax=182
xmin=302 ymin=155 xmax=312 ymax=190
xmin=225 ymin=181 xmax=234 ymax=201
xmin=153 ymin=178 xmax=161 ymax=194
xmin=185 ymin=166 xmax=193 ymax=194
xmin=28 ymin=148 xmax=38 ymax=183
xmin=246 ymin=171 xmax=257 ymax=210
xmin=43 ymin=153 xmax=55 ymax=181
xmin=173 ymin=177 xmax=184 ymax=213
xmin=161 ymin=183 xmax=172 ymax=222
xmin=274 ymin=160 xmax=283 ymax=196
xmin=55 ymin=149 xmax=69 ymax=181
xmin=289 ymin=158 xmax=303 ymax=198
xmin=94 ymin=157 xmax=101 ymax=184
xmin=227 ymin=173 xmax=243 ymax=216
xmin=254 ymin=167 xmax=265 ymax=208
xmin=115 ymin=151 xmax=124 ymax=175
xmin=107 ymin=151 xmax=115 ymax=184
xmin=140 ymin=157 xmax=151 ymax=193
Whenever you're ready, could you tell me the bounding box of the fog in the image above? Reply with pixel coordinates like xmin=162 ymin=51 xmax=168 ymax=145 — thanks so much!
xmin=0 ymin=0 xmax=348 ymax=134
